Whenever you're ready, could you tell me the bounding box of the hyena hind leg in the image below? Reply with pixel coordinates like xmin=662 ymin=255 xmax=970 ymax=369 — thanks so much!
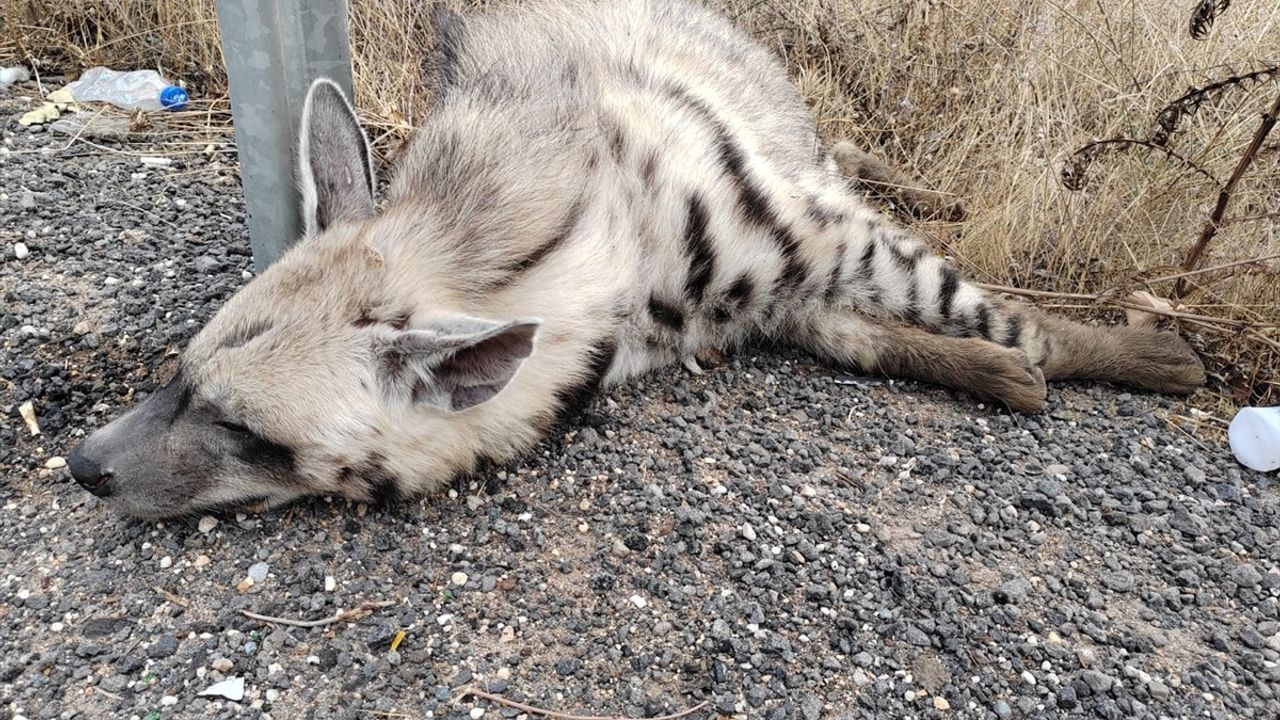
xmin=829 ymin=141 xmax=966 ymax=223
xmin=1019 ymin=304 xmax=1206 ymax=395
xmin=799 ymin=309 xmax=1048 ymax=412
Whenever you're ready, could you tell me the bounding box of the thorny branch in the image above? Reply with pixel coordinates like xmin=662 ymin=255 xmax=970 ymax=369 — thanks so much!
xmin=1174 ymin=91 xmax=1280 ymax=299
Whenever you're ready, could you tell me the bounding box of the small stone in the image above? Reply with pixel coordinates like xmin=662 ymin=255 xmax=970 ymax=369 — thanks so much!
xmin=1101 ymin=571 xmax=1135 ymax=593
xmin=993 ymin=700 xmax=1012 ymax=718
xmin=247 ymin=562 xmax=269 ymax=583
xmin=1045 ymin=463 xmax=1070 ymax=476
xmin=469 ymin=709 xmax=485 ymax=719
xmin=199 ymin=676 xmax=245 ymax=701
xmin=198 ymin=516 xmax=218 ymax=533
xmin=236 ymin=577 xmax=254 ymax=592
xmin=194 ymin=555 xmax=211 ymax=568
xmin=933 ymin=697 xmax=950 ymax=711
xmin=451 ymin=571 xmax=469 ymax=586
xmin=159 ymin=556 xmax=172 ymax=569
xmin=1148 ymin=679 xmax=1171 ymax=700
xmin=630 ymin=594 xmax=647 ymax=608
xmin=72 ymin=320 xmax=92 ymax=336
xmin=44 ymin=456 xmax=67 ymax=469
xmin=19 ymin=192 xmax=35 ymax=210
xmin=1022 ymin=670 xmax=1037 ymax=685
xmin=1080 ymin=669 xmax=1114 ymax=693
xmin=13 ymin=242 xmax=29 ymax=260
xmin=1077 ymin=648 xmax=1097 ymax=667
xmin=211 ymin=658 xmax=234 ymax=672
xmin=325 ymin=576 xmax=336 ymax=592
xmin=741 ymin=523 xmax=757 ymax=541
xmin=160 ymin=696 xmax=178 ymax=706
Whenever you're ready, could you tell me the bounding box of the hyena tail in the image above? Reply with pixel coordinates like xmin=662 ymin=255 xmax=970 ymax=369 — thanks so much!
xmin=810 ymin=195 xmax=1205 ymax=408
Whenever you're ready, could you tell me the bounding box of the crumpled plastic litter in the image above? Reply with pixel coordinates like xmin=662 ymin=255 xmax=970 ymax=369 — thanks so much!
xmin=65 ymin=67 xmax=171 ymax=112
xmin=198 ymin=676 xmax=245 ymax=701
xmin=18 ymin=88 xmax=80 ymax=126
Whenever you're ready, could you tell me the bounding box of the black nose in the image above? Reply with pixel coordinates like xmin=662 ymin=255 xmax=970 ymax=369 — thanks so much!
xmin=68 ymin=443 xmax=113 ymax=498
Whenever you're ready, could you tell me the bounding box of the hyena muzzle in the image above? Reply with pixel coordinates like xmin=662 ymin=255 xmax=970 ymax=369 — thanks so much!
xmin=66 ymin=0 xmax=1205 ymax=519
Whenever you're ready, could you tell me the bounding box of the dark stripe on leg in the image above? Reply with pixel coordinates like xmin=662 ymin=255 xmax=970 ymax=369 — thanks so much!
xmin=973 ymin=304 xmax=992 ymax=341
xmin=648 ymin=295 xmax=685 ymax=331
xmin=1003 ymin=314 xmax=1022 ymax=348
xmin=554 ymin=340 xmax=618 ymax=423
xmin=682 ymin=196 xmax=716 ymax=305
xmin=938 ymin=267 xmax=960 ymax=320
xmin=824 ymin=241 xmax=847 ymax=302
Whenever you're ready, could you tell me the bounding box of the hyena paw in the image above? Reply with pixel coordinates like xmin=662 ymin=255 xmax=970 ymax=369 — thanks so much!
xmin=984 ymin=347 xmax=1048 ymax=413
xmin=1122 ymin=329 xmax=1206 ymax=395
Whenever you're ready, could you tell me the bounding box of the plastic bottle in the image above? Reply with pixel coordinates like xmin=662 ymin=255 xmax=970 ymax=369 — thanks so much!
xmin=64 ymin=67 xmax=187 ymax=112
xmin=1228 ymin=407 xmax=1280 ymax=472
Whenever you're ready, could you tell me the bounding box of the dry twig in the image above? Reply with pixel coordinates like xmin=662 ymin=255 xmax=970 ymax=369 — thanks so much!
xmin=1174 ymin=91 xmax=1280 ymax=298
xmin=240 ymin=600 xmax=397 ymax=628
xmin=458 ymin=686 xmax=710 ymax=720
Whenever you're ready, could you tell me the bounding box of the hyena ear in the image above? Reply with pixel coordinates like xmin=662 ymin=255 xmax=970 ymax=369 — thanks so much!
xmin=371 ymin=317 xmax=540 ymax=412
xmin=298 ymin=78 xmax=376 ymax=237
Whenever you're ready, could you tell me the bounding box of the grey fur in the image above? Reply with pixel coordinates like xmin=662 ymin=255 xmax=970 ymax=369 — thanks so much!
xmin=68 ymin=0 xmax=1204 ymax=519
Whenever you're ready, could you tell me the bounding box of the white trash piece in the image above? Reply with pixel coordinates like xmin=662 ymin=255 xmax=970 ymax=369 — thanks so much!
xmin=0 ymin=66 xmax=31 ymax=86
xmin=1229 ymin=407 xmax=1280 ymax=472
xmin=65 ymin=67 xmax=178 ymax=112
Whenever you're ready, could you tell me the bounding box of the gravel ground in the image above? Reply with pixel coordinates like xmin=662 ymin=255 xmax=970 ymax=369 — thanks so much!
xmin=3 ymin=85 xmax=1280 ymax=720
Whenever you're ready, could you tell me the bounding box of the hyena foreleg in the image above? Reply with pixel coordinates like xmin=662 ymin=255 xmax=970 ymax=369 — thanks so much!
xmin=798 ymin=309 xmax=1048 ymax=412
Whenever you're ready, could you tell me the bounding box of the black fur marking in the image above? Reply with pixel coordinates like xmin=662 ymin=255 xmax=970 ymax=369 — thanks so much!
xmin=938 ymin=266 xmax=960 ymax=320
xmin=728 ymin=274 xmax=755 ymax=307
xmin=648 ymin=294 xmax=685 ymax=331
xmin=682 ymin=196 xmax=716 ymax=305
xmin=806 ymin=199 xmax=842 ymax=228
xmin=147 ymin=369 xmax=193 ymax=430
xmin=554 ymin=340 xmax=617 ymax=423
xmin=1003 ymin=315 xmax=1023 ymax=348
xmin=884 ymin=234 xmax=927 ymax=272
xmin=663 ymin=83 xmax=807 ymax=289
xmin=640 ymin=151 xmax=659 ymax=187
xmin=343 ymin=453 xmax=403 ymax=506
xmin=506 ymin=197 xmax=584 ymax=276
xmin=854 ymin=240 xmax=877 ymax=280
xmin=231 ymin=426 xmax=296 ymax=479
xmin=431 ymin=5 xmax=466 ymax=91
xmin=973 ymin=304 xmax=993 ymax=342
xmin=603 ymin=117 xmax=628 ymax=163
xmin=824 ymin=241 xmax=847 ymax=301
xmin=219 ymin=320 xmax=272 ymax=350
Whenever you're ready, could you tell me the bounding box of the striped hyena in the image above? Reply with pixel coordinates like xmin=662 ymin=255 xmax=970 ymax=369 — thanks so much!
xmin=67 ymin=0 xmax=1204 ymax=518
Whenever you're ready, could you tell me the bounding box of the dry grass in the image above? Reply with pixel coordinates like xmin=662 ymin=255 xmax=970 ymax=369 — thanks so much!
xmin=3 ymin=0 xmax=1278 ymax=408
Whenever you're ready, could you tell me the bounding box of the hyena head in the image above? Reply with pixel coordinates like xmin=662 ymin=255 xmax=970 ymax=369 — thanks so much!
xmin=67 ymin=79 xmax=540 ymax=519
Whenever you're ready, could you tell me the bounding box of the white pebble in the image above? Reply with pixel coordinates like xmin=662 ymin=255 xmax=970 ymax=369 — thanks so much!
xmin=159 ymin=556 xmax=172 ymax=569
xmin=436 ymin=613 xmax=454 ymax=626
xmin=741 ymin=523 xmax=757 ymax=541
xmin=160 ymin=695 xmax=178 ymax=706
xmin=50 ymin=622 xmax=63 ymax=632
xmin=630 ymin=594 xmax=647 ymax=608
xmin=470 ymin=709 xmax=485 ymax=719
xmin=247 ymin=562 xmax=269 ymax=583
xmin=44 ymin=456 xmax=66 ymax=469
xmin=1022 ymin=670 xmax=1037 ymax=685
xmin=13 ymin=242 xmax=29 ymax=260
xmin=451 ymin=571 xmax=469 ymax=586
xmin=197 ymin=516 xmax=218 ymax=533
xmin=324 ymin=576 xmax=336 ymax=592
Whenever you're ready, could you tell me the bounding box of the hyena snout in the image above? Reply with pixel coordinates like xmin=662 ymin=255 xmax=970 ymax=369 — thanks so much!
xmin=67 ymin=442 xmax=114 ymax=498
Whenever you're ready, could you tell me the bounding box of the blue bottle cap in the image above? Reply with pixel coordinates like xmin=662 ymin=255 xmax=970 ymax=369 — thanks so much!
xmin=160 ymin=85 xmax=189 ymax=111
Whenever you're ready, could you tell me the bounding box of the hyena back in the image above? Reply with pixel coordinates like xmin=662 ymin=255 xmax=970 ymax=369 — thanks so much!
xmin=67 ymin=0 xmax=1204 ymax=518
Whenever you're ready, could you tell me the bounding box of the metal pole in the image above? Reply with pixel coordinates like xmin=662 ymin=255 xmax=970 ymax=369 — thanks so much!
xmin=215 ymin=0 xmax=355 ymax=270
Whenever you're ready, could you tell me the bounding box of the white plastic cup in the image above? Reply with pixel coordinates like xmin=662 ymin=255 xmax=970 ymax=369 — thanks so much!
xmin=1229 ymin=407 xmax=1280 ymax=472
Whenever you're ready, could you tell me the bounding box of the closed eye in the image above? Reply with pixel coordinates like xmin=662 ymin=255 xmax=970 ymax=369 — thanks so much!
xmin=216 ymin=420 xmax=252 ymax=435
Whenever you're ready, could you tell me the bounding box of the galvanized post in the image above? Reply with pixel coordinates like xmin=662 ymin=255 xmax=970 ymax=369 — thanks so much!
xmin=215 ymin=0 xmax=355 ymax=270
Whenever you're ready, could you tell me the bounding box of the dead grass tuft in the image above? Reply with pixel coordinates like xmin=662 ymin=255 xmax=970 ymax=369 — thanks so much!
xmin=3 ymin=0 xmax=1277 ymax=410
